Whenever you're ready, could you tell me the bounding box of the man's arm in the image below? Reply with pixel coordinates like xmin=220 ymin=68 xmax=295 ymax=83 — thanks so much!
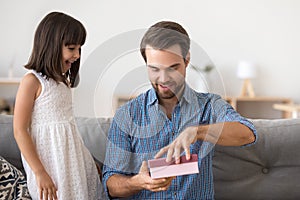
xmin=156 ymin=94 xmax=257 ymax=163
xmin=198 ymin=121 xmax=255 ymax=146
xmin=106 ymin=174 xmax=141 ymax=198
xmin=156 ymin=122 xmax=255 ymax=163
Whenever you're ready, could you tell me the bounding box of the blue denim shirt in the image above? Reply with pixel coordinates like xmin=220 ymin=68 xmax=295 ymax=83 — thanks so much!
xmin=103 ymin=85 xmax=257 ymax=199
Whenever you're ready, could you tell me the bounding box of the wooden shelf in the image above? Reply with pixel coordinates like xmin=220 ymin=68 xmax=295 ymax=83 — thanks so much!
xmin=223 ymin=96 xmax=293 ymax=119
xmin=0 ymin=77 xmax=21 ymax=84
xmin=0 ymin=78 xmax=21 ymax=115
xmin=114 ymin=95 xmax=293 ymax=119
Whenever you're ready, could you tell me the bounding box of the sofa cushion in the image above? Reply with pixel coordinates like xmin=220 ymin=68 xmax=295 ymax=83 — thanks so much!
xmin=213 ymin=118 xmax=300 ymax=200
xmin=75 ymin=117 xmax=111 ymax=165
xmin=0 ymin=156 xmax=31 ymax=199
xmin=0 ymin=115 xmax=24 ymax=173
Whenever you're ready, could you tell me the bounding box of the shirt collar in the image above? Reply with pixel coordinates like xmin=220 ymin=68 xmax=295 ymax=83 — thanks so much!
xmin=181 ymin=83 xmax=194 ymax=105
xmin=147 ymin=88 xmax=158 ymax=106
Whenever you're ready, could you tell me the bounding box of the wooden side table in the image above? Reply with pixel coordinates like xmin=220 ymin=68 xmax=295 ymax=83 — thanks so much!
xmin=273 ymin=104 xmax=300 ymax=118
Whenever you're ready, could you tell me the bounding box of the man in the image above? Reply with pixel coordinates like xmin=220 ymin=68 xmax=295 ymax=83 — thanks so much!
xmin=103 ymin=21 xmax=257 ymax=199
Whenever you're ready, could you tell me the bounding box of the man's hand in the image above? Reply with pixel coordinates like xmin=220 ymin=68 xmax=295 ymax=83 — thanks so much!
xmin=138 ymin=161 xmax=174 ymax=192
xmin=107 ymin=161 xmax=175 ymax=197
xmin=155 ymin=126 xmax=198 ymax=164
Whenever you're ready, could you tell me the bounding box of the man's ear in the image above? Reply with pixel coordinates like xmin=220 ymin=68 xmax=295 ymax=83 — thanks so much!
xmin=185 ymin=52 xmax=190 ymax=68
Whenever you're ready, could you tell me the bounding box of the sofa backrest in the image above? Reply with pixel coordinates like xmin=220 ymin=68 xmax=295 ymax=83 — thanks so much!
xmin=75 ymin=117 xmax=111 ymax=165
xmin=213 ymin=118 xmax=300 ymax=200
xmin=0 ymin=115 xmax=112 ymax=174
xmin=0 ymin=115 xmax=22 ymax=171
xmin=1 ymin=114 xmax=300 ymax=199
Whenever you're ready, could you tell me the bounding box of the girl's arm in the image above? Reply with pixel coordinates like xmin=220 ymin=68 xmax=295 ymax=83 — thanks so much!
xmin=13 ymin=73 xmax=57 ymax=199
xmin=14 ymin=73 xmax=43 ymax=175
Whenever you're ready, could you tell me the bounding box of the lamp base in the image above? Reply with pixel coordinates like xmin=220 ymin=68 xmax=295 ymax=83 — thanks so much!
xmin=240 ymin=79 xmax=255 ymax=97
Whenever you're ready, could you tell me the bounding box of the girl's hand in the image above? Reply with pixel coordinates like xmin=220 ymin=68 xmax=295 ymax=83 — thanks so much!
xmin=35 ymin=170 xmax=58 ymax=200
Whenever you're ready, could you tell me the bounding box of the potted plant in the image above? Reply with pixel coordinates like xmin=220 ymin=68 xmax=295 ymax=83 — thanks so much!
xmin=187 ymin=64 xmax=214 ymax=92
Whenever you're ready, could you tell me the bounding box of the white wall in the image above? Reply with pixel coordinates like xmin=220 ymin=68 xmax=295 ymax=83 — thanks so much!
xmin=1 ymin=0 xmax=299 ymax=117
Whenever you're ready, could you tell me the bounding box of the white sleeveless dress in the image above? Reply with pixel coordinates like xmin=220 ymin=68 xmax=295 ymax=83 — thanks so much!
xmin=21 ymin=70 xmax=102 ymax=200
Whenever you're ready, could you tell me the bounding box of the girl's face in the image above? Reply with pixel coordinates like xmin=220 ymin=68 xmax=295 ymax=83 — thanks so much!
xmin=62 ymin=44 xmax=81 ymax=73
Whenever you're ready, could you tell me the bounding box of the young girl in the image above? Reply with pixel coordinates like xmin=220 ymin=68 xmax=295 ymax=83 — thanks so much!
xmin=13 ymin=12 xmax=103 ymax=200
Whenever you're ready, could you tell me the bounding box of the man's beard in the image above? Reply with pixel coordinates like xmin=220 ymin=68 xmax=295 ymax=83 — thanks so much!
xmin=151 ymin=82 xmax=184 ymax=100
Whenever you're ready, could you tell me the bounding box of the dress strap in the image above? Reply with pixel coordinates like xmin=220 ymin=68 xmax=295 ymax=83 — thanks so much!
xmin=26 ymin=70 xmax=45 ymax=83
xmin=26 ymin=70 xmax=46 ymax=99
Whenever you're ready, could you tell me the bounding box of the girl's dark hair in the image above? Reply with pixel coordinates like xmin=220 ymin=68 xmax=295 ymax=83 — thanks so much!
xmin=140 ymin=21 xmax=190 ymax=62
xmin=25 ymin=12 xmax=86 ymax=87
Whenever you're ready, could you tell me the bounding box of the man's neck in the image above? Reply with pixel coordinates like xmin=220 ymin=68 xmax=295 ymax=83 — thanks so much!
xmin=159 ymin=85 xmax=185 ymax=119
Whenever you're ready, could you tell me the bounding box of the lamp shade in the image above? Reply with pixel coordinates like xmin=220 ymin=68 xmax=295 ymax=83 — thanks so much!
xmin=236 ymin=61 xmax=256 ymax=79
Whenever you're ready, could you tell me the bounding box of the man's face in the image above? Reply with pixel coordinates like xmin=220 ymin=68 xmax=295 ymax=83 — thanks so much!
xmin=145 ymin=44 xmax=189 ymax=100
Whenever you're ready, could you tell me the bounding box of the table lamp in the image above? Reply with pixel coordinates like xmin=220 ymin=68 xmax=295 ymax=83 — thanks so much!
xmin=236 ymin=61 xmax=256 ymax=97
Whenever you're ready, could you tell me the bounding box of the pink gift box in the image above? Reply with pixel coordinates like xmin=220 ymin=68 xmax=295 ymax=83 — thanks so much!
xmin=148 ymin=154 xmax=199 ymax=179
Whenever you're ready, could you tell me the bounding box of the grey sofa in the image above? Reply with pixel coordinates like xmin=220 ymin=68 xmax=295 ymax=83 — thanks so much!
xmin=1 ymin=114 xmax=300 ymax=200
